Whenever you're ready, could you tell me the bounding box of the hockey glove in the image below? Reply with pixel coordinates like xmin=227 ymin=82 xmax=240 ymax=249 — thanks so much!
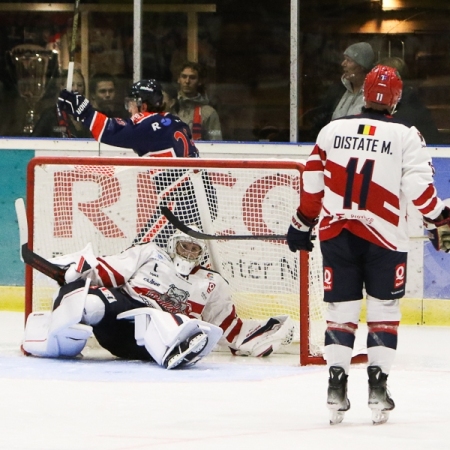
xmin=57 ymin=89 xmax=93 ymax=122
xmin=286 ymin=210 xmax=318 ymax=253
xmin=230 ymin=315 xmax=295 ymax=357
xmin=424 ymin=206 xmax=450 ymax=252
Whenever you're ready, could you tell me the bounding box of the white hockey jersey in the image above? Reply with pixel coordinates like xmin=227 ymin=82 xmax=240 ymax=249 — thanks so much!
xmin=299 ymin=110 xmax=444 ymax=252
xmin=78 ymin=242 xmax=243 ymax=344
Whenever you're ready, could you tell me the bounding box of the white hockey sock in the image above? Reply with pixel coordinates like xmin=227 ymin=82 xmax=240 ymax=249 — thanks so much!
xmin=367 ymin=346 xmax=396 ymax=375
xmin=325 ymin=344 xmax=353 ymax=374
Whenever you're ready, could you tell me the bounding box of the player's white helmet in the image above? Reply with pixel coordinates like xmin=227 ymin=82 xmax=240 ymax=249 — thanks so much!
xmin=167 ymin=228 xmax=207 ymax=276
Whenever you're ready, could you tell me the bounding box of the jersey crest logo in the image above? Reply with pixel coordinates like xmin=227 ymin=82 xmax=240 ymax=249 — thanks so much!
xmin=145 ymin=284 xmax=192 ymax=315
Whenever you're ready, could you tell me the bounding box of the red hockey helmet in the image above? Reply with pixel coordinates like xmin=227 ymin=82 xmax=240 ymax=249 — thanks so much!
xmin=363 ymin=65 xmax=403 ymax=109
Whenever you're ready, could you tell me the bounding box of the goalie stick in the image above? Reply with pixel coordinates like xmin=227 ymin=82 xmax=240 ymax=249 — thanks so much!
xmin=161 ymin=206 xmax=288 ymax=240
xmin=161 ymin=206 xmax=430 ymax=242
xmin=15 ymin=199 xmax=66 ymax=286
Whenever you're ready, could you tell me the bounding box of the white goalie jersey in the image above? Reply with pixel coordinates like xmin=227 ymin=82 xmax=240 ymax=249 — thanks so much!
xmin=300 ymin=111 xmax=444 ymax=252
xmin=56 ymin=241 xmax=295 ymax=356
xmin=66 ymin=242 xmax=242 ymax=342
xmin=54 ymin=243 xmax=294 ymax=356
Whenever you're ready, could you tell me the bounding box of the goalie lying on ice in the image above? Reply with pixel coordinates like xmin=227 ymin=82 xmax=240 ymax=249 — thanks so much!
xmin=23 ymin=229 xmax=295 ymax=369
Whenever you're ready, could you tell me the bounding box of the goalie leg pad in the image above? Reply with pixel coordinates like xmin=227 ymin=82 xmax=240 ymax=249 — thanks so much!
xmin=22 ymin=278 xmax=94 ymax=358
xmin=23 ymin=311 xmax=92 ymax=357
xmin=117 ymin=308 xmax=223 ymax=369
xmin=232 ymin=315 xmax=295 ymax=357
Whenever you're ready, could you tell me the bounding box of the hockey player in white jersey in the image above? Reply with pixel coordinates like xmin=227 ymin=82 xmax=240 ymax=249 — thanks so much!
xmin=286 ymin=65 xmax=450 ymax=424
xmin=23 ymin=228 xmax=294 ymax=369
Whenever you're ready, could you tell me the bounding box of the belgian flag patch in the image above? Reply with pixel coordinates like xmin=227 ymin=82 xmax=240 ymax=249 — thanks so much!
xmin=358 ymin=124 xmax=376 ymax=136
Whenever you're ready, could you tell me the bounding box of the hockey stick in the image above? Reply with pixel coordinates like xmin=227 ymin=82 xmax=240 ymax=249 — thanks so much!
xmin=15 ymin=199 xmax=66 ymax=286
xmin=66 ymin=0 xmax=81 ymax=91
xmin=161 ymin=206 xmax=431 ymax=242
xmin=161 ymin=206 xmax=287 ymax=240
xmin=132 ymin=169 xmax=193 ymax=245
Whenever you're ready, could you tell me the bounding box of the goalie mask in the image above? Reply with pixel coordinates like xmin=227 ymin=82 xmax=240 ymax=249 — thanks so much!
xmin=167 ymin=228 xmax=207 ymax=276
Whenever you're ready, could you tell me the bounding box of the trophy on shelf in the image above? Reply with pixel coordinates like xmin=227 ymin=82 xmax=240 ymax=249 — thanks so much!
xmin=6 ymin=44 xmax=56 ymax=135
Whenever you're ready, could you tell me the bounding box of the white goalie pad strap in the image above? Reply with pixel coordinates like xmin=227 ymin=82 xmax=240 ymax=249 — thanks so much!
xmin=232 ymin=315 xmax=295 ymax=357
xmin=117 ymin=307 xmax=155 ymax=346
xmin=117 ymin=308 xmax=223 ymax=367
xmin=23 ymin=311 xmax=92 ymax=357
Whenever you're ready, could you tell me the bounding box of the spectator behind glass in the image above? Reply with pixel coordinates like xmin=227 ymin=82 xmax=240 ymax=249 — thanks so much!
xmin=177 ymin=61 xmax=222 ymax=141
xmin=307 ymin=42 xmax=375 ymax=141
xmin=161 ymin=82 xmax=180 ymax=114
xmin=32 ymin=70 xmax=92 ymax=138
xmin=377 ymin=56 xmax=442 ymax=145
xmin=89 ymin=73 xmax=127 ymax=118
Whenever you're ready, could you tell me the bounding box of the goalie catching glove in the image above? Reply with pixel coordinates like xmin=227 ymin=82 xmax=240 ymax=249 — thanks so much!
xmin=230 ymin=315 xmax=295 ymax=357
xmin=424 ymin=206 xmax=450 ymax=252
xmin=286 ymin=210 xmax=318 ymax=253
xmin=58 ymin=89 xmax=94 ymax=122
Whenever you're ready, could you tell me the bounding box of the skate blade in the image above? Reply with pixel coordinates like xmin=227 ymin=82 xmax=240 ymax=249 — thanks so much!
xmin=372 ymin=409 xmax=390 ymax=425
xmin=329 ymin=410 xmax=346 ymax=425
xmin=166 ymin=334 xmax=208 ymax=370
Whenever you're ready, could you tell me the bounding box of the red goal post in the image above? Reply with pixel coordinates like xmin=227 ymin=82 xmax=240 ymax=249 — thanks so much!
xmin=25 ymin=156 xmax=327 ymax=365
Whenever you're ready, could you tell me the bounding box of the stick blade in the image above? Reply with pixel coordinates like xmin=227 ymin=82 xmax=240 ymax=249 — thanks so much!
xmin=15 ymin=197 xmax=66 ymax=285
xmin=15 ymin=198 xmax=28 ymax=262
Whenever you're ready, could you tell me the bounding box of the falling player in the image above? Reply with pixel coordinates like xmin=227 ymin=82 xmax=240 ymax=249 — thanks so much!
xmin=286 ymin=65 xmax=450 ymax=424
xmin=23 ymin=229 xmax=294 ymax=369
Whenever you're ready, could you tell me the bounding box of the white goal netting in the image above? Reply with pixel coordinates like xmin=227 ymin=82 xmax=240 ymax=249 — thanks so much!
xmin=26 ymin=157 xmax=326 ymax=363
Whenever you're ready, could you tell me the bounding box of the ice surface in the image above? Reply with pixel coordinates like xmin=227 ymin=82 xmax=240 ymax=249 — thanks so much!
xmin=1 ymin=312 xmax=449 ymax=450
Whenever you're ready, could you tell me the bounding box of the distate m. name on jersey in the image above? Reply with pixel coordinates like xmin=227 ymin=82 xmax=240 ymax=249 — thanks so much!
xmin=333 ymin=122 xmax=395 ymax=153
xmin=333 ymin=132 xmax=392 ymax=155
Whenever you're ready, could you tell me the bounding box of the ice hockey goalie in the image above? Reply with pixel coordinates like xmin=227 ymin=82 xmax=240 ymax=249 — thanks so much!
xmin=23 ymin=229 xmax=295 ymax=369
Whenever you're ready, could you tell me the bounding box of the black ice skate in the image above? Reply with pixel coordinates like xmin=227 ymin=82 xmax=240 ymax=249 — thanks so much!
xmin=164 ymin=332 xmax=208 ymax=370
xmin=327 ymin=366 xmax=350 ymax=425
xmin=367 ymin=365 xmax=395 ymax=425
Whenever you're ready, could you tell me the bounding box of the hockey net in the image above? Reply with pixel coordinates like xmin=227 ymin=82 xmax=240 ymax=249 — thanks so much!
xmin=25 ymin=156 xmax=326 ymax=364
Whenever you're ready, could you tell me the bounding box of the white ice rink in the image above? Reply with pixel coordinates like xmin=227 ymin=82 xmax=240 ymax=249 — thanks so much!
xmin=1 ymin=311 xmax=450 ymax=450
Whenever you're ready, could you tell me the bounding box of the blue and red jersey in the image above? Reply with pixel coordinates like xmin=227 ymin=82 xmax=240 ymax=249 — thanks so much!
xmin=83 ymin=109 xmax=199 ymax=158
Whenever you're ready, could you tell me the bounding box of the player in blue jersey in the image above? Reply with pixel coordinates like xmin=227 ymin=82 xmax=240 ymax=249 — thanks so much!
xmin=57 ymin=79 xmax=214 ymax=253
xmin=58 ymin=78 xmax=199 ymax=158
